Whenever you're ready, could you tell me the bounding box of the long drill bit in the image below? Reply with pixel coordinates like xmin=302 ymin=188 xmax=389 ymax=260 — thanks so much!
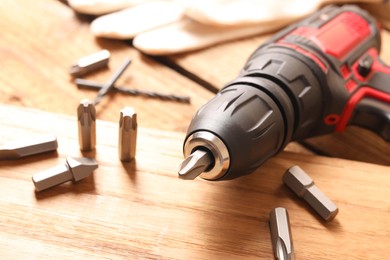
xmin=75 ymin=78 xmax=190 ymax=104
xmin=93 ymin=57 xmax=132 ymax=106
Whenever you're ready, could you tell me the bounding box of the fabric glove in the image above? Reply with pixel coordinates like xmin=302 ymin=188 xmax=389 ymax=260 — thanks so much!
xmin=68 ymin=0 xmax=390 ymax=55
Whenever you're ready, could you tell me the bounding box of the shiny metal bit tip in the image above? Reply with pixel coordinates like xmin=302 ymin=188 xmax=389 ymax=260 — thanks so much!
xmin=32 ymin=156 xmax=98 ymax=192
xmin=118 ymin=106 xmax=137 ymax=162
xmin=69 ymin=49 xmax=110 ymax=77
xmin=77 ymin=99 xmax=96 ymax=151
xmin=283 ymin=166 xmax=339 ymax=221
xmin=178 ymin=150 xmax=212 ymax=180
xmin=269 ymin=207 xmax=294 ymax=260
xmin=0 ymin=133 xmax=58 ymax=160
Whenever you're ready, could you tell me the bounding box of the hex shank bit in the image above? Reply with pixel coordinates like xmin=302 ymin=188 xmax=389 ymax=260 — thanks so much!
xmin=69 ymin=49 xmax=110 ymax=77
xmin=118 ymin=107 xmax=137 ymax=161
xmin=283 ymin=166 xmax=339 ymax=221
xmin=77 ymin=99 xmax=96 ymax=151
xmin=32 ymin=156 xmax=98 ymax=192
xmin=269 ymin=207 xmax=294 ymax=260
xmin=0 ymin=134 xmax=58 ymax=160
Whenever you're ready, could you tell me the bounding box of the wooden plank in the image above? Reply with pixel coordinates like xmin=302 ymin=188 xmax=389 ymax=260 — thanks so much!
xmin=0 ymin=105 xmax=389 ymax=259
xmin=167 ymin=21 xmax=390 ymax=165
xmin=303 ymin=126 xmax=390 ymax=164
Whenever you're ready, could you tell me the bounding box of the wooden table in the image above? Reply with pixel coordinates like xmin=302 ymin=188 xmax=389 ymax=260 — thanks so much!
xmin=0 ymin=0 xmax=389 ymax=259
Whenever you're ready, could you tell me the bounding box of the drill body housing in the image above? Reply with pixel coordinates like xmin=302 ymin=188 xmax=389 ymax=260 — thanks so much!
xmin=183 ymin=5 xmax=390 ymax=180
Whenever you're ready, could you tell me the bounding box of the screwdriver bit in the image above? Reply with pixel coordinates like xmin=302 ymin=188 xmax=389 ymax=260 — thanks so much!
xmin=178 ymin=149 xmax=212 ymax=180
xmin=69 ymin=49 xmax=110 ymax=77
xmin=32 ymin=156 xmax=98 ymax=192
xmin=283 ymin=166 xmax=339 ymax=221
xmin=75 ymin=78 xmax=191 ymax=103
xmin=77 ymin=99 xmax=96 ymax=151
xmin=0 ymin=134 xmax=58 ymax=160
xmin=93 ymin=57 xmax=132 ymax=106
xmin=269 ymin=207 xmax=294 ymax=260
xmin=118 ymin=106 xmax=137 ymax=162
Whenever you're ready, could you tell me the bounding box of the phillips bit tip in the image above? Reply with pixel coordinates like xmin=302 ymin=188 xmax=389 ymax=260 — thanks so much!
xmin=269 ymin=207 xmax=294 ymax=260
xmin=178 ymin=150 xmax=212 ymax=180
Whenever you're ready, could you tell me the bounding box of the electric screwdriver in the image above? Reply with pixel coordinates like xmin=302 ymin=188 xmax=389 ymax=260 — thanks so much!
xmin=178 ymin=5 xmax=390 ymax=181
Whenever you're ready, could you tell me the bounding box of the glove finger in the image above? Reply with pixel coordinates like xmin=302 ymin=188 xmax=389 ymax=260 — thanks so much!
xmin=133 ymin=18 xmax=294 ymax=55
xmin=68 ymin=0 xmax=151 ymax=15
xmin=91 ymin=1 xmax=184 ymax=39
xmin=179 ymin=0 xmax=321 ymax=27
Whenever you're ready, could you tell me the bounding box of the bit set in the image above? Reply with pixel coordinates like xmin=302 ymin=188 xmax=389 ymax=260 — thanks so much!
xmin=75 ymin=54 xmax=139 ymax=162
xmin=268 ymin=165 xmax=339 ymax=259
xmin=0 ymin=55 xmax=140 ymax=192
xmin=0 ymin=134 xmax=98 ymax=192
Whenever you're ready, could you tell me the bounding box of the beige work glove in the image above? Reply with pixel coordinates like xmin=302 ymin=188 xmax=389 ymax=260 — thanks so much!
xmin=68 ymin=0 xmax=390 ymax=55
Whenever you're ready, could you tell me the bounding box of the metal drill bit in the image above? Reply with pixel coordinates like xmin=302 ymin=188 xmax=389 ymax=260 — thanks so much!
xmin=77 ymin=99 xmax=96 ymax=151
xmin=178 ymin=150 xmax=212 ymax=180
xmin=0 ymin=134 xmax=58 ymax=160
xmin=32 ymin=156 xmax=98 ymax=192
xmin=69 ymin=49 xmax=110 ymax=77
xmin=93 ymin=57 xmax=132 ymax=105
xmin=269 ymin=207 xmax=294 ymax=260
xmin=118 ymin=106 xmax=137 ymax=162
xmin=283 ymin=165 xmax=339 ymax=221
xmin=75 ymin=78 xmax=190 ymax=103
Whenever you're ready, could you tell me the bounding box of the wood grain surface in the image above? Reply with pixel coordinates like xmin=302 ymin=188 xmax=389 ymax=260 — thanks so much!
xmin=0 ymin=0 xmax=389 ymax=258
xmin=1 ymin=105 xmax=389 ymax=259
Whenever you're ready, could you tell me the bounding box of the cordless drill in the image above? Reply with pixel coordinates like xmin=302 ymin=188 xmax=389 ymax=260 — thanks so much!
xmin=178 ymin=5 xmax=390 ymax=181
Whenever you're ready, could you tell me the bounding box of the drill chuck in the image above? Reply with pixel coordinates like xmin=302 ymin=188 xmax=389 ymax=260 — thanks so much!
xmin=181 ymin=131 xmax=230 ymax=180
xmin=181 ymin=80 xmax=293 ymax=180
